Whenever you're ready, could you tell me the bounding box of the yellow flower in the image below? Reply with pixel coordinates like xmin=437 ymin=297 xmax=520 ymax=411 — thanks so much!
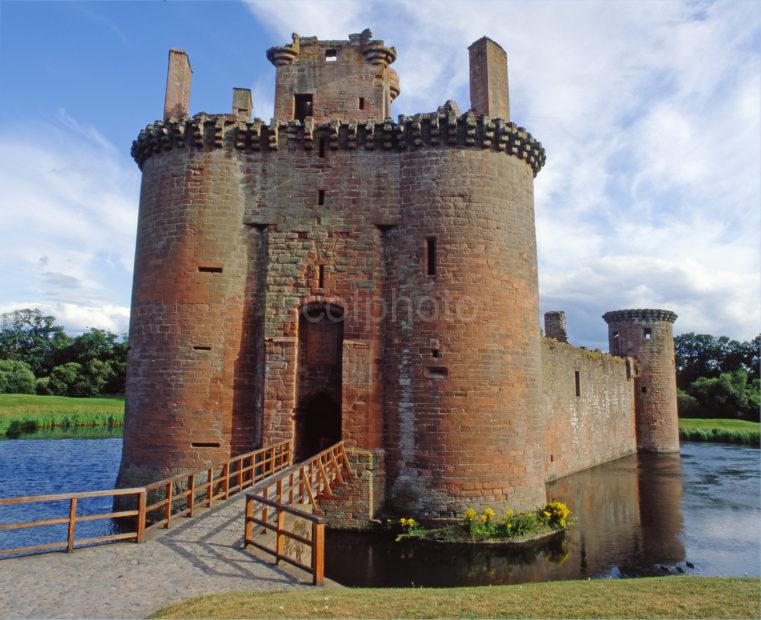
xmin=464 ymin=507 xmax=477 ymax=522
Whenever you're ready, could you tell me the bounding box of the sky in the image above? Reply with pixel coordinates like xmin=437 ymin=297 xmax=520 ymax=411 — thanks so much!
xmin=0 ymin=0 xmax=759 ymax=349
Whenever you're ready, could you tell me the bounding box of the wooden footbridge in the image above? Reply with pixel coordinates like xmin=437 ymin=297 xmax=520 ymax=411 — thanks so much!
xmin=0 ymin=440 xmax=353 ymax=585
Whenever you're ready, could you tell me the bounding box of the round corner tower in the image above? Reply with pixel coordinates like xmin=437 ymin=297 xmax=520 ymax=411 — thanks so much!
xmin=603 ymin=309 xmax=679 ymax=453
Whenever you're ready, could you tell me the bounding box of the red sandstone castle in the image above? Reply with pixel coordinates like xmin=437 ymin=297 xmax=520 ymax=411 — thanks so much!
xmin=118 ymin=30 xmax=680 ymax=524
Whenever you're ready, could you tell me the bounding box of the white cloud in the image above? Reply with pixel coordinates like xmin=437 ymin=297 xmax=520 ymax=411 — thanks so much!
xmin=0 ymin=111 xmax=139 ymax=335
xmin=246 ymin=0 xmax=761 ymax=343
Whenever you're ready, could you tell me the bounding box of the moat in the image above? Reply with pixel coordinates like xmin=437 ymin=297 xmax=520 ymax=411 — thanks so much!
xmin=0 ymin=438 xmax=758 ymax=586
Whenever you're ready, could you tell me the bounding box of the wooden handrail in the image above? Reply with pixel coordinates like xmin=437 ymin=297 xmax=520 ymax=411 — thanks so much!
xmin=243 ymin=441 xmax=353 ymax=586
xmin=0 ymin=440 xmax=292 ymax=558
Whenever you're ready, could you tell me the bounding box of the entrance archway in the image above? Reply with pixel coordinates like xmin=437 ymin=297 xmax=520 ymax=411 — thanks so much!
xmin=295 ymin=392 xmax=341 ymax=461
xmin=295 ymin=302 xmax=344 ymax=461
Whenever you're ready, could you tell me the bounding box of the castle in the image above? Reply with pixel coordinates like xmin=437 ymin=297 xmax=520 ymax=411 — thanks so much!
xmin=117 ymin=30 xmax=680 ymax=524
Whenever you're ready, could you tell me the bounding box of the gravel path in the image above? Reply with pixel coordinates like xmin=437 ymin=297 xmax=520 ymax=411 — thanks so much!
xmin=0 ymin=494 xmax=311 ymax=619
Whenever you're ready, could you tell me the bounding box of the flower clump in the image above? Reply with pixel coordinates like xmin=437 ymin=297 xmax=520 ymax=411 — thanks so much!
xmin=537 ymin=501 xmax=571 ymax=530
xmin=461 ymin=501 xmax=572 ymax=541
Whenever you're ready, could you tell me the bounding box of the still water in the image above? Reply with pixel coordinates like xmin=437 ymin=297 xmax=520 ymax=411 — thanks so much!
xmin=325 ymin=443 xmax=760 ymax=586
xmin=0 ymin=437 xmax=123 ymax=552
xmin=0 ymin=438 xmax=758 ymax=586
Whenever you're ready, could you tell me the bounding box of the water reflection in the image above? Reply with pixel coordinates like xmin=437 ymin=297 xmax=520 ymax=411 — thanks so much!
xmin=326 ymin=444 xmax=759 ymax=586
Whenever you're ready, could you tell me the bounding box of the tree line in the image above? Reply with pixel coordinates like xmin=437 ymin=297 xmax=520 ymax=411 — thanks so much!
xmin=674 ymin=332 xmax=759 ymax=421
xmin=0 ymin=309 xmax=127 ymax=397
xmin=0 ymin=308 xmax=758 ymax=420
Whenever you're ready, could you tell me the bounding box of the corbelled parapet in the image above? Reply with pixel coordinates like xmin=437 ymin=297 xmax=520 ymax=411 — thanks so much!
xmin=266 ymin=29 xmax=396 ymax=69
xmin=603 ymin=309 xmax=678 ymax=324
xmin=131 ymin=104 xmax=546 ymax=176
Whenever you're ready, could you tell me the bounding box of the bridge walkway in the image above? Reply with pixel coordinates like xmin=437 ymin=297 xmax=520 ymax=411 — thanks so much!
xmin=0 ymin=491 xmax=317 ymax=619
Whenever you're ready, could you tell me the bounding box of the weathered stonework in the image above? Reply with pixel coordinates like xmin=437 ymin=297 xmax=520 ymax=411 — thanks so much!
xmin=603 ymin=309 xmax=680 ymax=453
xmin=118 ymin=29 xmax=680 ymax=525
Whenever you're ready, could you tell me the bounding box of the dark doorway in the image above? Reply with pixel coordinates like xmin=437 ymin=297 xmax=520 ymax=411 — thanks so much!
xmin=296 ymin=393 xmax=341 ymax=461
xmin=294 ymin=94 xmax=313 ymax=122
xmin=296 ymin=302 xmax=344 ymax=461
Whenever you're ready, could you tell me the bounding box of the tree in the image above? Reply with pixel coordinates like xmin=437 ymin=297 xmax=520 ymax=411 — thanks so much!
xmin=686 ymin=370 xmax=760 ymax=421
xmin=674 ymin=332 xmax=760 ymax=387
xmin=0 ymin=360 xmax=36 ymax=394
xmin=0 ymin=309 xmax=69 ymax=376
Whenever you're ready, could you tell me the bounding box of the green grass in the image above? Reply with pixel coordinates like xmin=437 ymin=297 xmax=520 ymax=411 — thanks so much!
xmin=679 ymin=418 xmax=760 ymax=446
xmin=151 ymin=576 xmax=760 ymax=619
xmin=0 ymin=393 xmax=124 ymax=437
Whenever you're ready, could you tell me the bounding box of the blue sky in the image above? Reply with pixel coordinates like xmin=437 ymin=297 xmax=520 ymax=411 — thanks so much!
xmin=0 ymin=0 xmax=759 ymax=349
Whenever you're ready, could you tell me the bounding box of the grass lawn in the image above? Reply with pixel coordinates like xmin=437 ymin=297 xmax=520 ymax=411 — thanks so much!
xmin=151 ymin=576 xmax=760 ymax=619
xmin=679 ymin=418 xmax=759 ymax=446
xmin=0 ymin=393 xmax=124 ymax=435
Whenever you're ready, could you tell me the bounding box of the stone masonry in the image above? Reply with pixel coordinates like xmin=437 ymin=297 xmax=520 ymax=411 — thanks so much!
xmin=118 ymin=28 xmax=680 ymax=524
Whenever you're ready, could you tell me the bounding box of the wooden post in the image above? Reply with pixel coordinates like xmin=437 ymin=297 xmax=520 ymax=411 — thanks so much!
xmin=331 ymin=452 xmax=344 ymax=485
xmin=288 ymin=472 xmax=294 ymax=504
xmin=340 ymin=444 xmax=354 ymax=477
xmin=223 ymin=463 xmax=230 ymax=500
xmin=277 ymin=479 xmax=283 ymax=504
xmin=66 ymin=497 xmax=77 ymax=552
xmin=136 ymin=490 xmax=147 ymax=543
xmin=262 ymin=486 xmax=269 ymax=525
xmin=244 ymin=496 xmax=253 ymax=546
xmin=165 ymin=482 xmax=173 ymax=528
xmin=207 ymin=467 xmax=214 ymax=507
xmin=188 ymin=474 xmax=195 ymax=517
xmin=270 ymin=447 xmax=275 ymax=475
xmin=311 ymin=521 xmax=325 ymax=586
xmin=238 ymin=457 xmax=243 ymax=492
xmin=317 ymin=460 xmax=333 ymax=497
xmin=275 ymin=508 xmax=285 ymax=564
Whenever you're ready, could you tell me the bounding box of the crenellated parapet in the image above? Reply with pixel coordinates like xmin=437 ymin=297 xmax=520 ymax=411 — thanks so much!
xmin=603 ymin=309 xmax=678 ymax=324
xmin=131 ymin=104 xmax=546 ymax=176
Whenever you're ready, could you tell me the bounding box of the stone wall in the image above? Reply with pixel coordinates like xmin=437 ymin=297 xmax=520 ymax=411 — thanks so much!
xmin=317 ymin=448 xmax=386 ymax=529
xmin=541 ymin=338 xmax=637 ymax=481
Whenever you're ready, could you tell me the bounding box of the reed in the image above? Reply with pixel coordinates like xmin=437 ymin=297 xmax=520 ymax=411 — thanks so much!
xmin=679 ymin=418 xmax=759 ymax=446
xmin=0 ymin=394 xmax=124 ymax=437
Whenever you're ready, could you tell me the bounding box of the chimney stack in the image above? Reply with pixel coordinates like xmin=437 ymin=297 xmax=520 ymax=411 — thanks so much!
xmin=163 ymin=49 xmax=192 ymax=120
xmin=232 ymin=88 xmax=253 ymax=122
xmin=468 ymin=37 xmax=509 ymax=120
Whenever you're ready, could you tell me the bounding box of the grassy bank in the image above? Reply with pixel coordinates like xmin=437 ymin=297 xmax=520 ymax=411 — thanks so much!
xmin=0 ymin=394 xmax=124 ymax=436
xmin=679 ymin=418 xmax=759 ymax=446
xmin=151 ymin=576 xmax=759 ymax=619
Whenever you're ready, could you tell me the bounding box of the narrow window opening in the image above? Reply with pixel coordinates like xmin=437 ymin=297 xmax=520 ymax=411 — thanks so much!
xmin=641 ymin=386 xmax=648 ymax=394
xmin=193 ymin=345 xmax=211 ymax=351
xmin=325 ymin=49 xmax=337 ymax=62
xmin=575 ymin=370 xmax=581 ymax=397
xmin=432 ymin=348 xmax=440 ymax=359
xmin=358 ymin=97 xmax=365 ymax=110
xmin=644 ymin=328 xmax=652 ymax=341
xmin=191 ymin=442 xmax=221 ymax=448
xmin=198 ymin=266 xmax=223 ymax=273
xmin=550 ymin=454 xmax=554 ymax=462
xmin=425 ymin=237 xmax=436 ymax=276
xmin=612 ymin=330 xmax=620 ymax=353
xmin=318 ymin=138 xmax=326 ymax=158
xmin=318 ymin=189 xmax=325 ymax=205
xmin=294 ymin=94 xmax=313 ymax=122
xmin=318 ymin=265 xmax=325 ymax=289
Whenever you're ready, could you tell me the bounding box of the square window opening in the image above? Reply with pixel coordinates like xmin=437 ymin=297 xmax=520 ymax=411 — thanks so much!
xmin=325 ymin=49 xmax=337 ymax=62
xmin=358 ymin=97 xmax=365 ymax=110
xmin=644 ymin=328 xmax=652 ymax=341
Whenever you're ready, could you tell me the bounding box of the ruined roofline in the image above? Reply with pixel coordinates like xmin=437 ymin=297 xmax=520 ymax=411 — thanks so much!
xmin=266 ymin=29 xmax=396 ymax=68
xmin=602 ymin=309 xmax=678 ymax=324
xmin=468 ymin=36 xmax=507 ymax=55
xmin=130 ymin=106 xmax=546 ymax=175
